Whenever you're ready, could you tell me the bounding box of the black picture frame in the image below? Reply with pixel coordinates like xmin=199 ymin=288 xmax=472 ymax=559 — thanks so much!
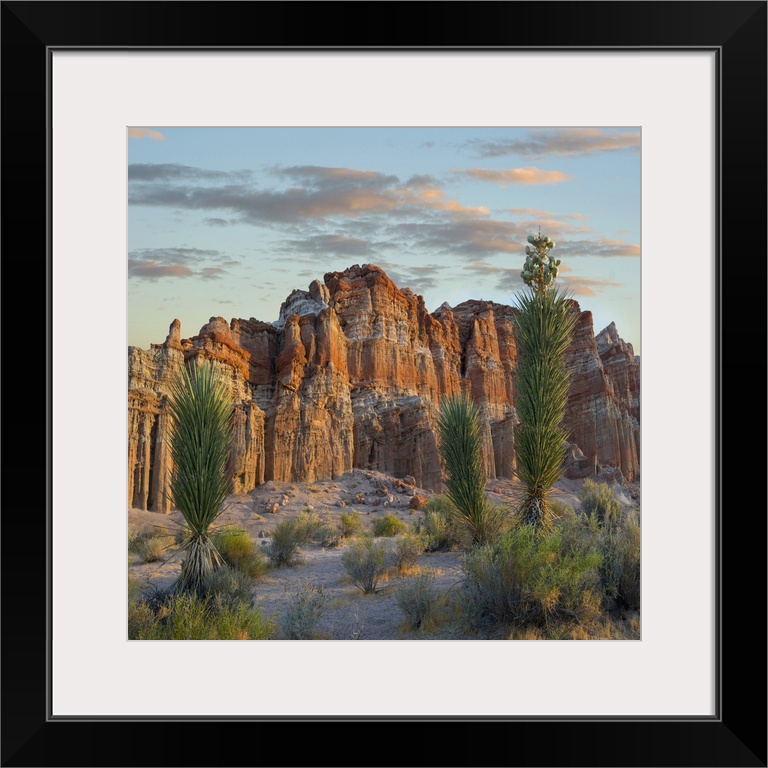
xmin=3 ymin=2 xmax=765 ymax=766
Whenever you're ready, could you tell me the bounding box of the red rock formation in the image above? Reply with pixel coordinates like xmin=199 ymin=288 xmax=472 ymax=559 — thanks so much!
xmin=562 ymin=306 xmax=640 ymax=482
xmin=127 ymin=265 xmax=640 ymax=511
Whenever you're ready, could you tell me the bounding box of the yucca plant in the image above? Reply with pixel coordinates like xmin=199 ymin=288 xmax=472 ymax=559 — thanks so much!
xmin=437 ymin=393 xmax=502 ymax=546
xmin=513 ymin=232 xmax=577 ymax=532
xmin=167 ymin=358 xmax=233 ymax=595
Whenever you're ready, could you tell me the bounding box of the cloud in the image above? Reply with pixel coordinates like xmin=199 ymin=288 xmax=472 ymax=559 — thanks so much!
xmin=508 ymin=208 xmax=586 ymax=220
xmin=461 ymin=167 xmax=572 ymax=186
xmin=400 ymin=218 xmax=529 ymax=257
xmin=400 ymin=185 xmax=490 ymax=216
xmin=279 ymin=234 xmax=375 ymax=258
xmin=199 ymin=267 xmax=226 ymax=280
xmin=459 ymin=259 xmax=624 ymax=298
xmin=130 ymin=163 xmax=489 ymax=223
xmin=274 ymin=165 xmax=399 ymax=189
xmin=128 ymin=247 xmax=236 ymax=281
xmin=203 ymin=217 xmax=229 ymax=227
xmin=129 ymin=164 xmax=251 ymax=182
xmin=557 ymin=237 xmax=640 ymax=258
xmin=128 ymin=261 xmax=193 ymax=280
xmin=558 ymin=275 xmax=624 ymax=297
xmin=366 ymin=259 xmax=441 ymax=294
xmin=469 ymin=128 xmax=641 ymax=159
xmin=127 ymin=127 xmax=165 ymax=141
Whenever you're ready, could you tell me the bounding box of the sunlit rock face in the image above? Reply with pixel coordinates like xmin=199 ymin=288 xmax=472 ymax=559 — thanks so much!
xmin=128 ymin=264 xmax=639 ymax=511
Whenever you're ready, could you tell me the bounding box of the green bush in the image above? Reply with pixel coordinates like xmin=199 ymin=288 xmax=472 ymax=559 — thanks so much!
xmin=342 ymin=535 xmax=389 ymax=594
xmin=372 ymin=513 xmax=407 ymax=537
xmin=202 ymin=564 xmax=255 ymax=609
xmin=134 ymin=534 xmax=168 ymax=563
xmin=391 ymin=532 xmax=426 ymax=574
xmin=279 ymin=580 xmax=330 ymax=639
xmin=128 ymin=592 xmax=276 ymax=640
xmin=578 ymin=480 xmax=621 ymax=528
xmin=314 ymin=523 xmax=343 ymax=548
xmin=421 ymin=496 xmax=464 ymax=551
xmin=211 ymin=527 xmax=269 ymax=579
xmin=459 ymin=522 xmax=603 ymax=631
xmin=396 ymin=570 xmax=440 ymax=630
xmin=267 ymin=519 xmax=305 ymax=568
xmin=339 ymin=510 xmax=364 ymax=538
xmin=600 ymin=508 xmax=641 ymax=609
xmin=296 ymin=509 xmax=323 ymax=542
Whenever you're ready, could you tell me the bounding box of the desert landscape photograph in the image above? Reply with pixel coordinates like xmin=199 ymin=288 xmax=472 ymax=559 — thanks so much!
xmin=127 ymin=126 xmax=641 ymax=641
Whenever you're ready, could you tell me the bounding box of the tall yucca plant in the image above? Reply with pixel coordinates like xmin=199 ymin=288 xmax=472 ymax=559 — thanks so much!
xmin=437 ymin=393 xmax=501 ymax=546
xmin=167 ymin=358 xmax=233 ymax=595
xmin=513 ymin=232 xmax=577 ymax=532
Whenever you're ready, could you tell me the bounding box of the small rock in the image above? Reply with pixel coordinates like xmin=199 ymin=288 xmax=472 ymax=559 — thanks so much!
xmin=269 ymin=503 xmax=280 ymax=514
xmin=337 ymin=500 xmax=347 ymax=508
xmin=372 ymin=499 xmax=380 ymax=507
xmin=403 ymin=475 xmax=416 ymax=486
xmin=376 ymin=487 xmax=388 ymax=497
xmin=410 ymin=495 xmax=428 ymax=511
xmin=406 ymin=487 xmax=416 ymax=496
xmin=258 ymin=530 xmax=265 ymax=538
xmin=261 ymin=540 xmax=268 ymax=546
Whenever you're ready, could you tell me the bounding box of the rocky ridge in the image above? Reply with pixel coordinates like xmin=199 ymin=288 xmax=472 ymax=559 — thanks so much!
xmin=128 ymin=263 xmax=640 ymax=512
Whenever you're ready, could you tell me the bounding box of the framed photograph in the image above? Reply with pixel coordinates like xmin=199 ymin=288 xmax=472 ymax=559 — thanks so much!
xmin=4 ymin=1 xmax=765 ymax=765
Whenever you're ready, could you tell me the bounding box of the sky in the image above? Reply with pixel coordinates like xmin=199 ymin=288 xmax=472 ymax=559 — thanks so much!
xmin=128 ymin=127 xmax=640 ymax=355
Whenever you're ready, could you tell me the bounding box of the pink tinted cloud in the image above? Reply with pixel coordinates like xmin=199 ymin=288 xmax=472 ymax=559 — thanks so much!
xmin=128 ymin=127 xmax=165 ymax=141
xmin=402 ymin=185 xmax=490 ymax=217
xmin=463 ymin=167 xmax=572 ymax=186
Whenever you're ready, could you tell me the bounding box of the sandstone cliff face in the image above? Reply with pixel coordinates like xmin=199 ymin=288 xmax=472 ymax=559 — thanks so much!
xmin=563 ymin=307 xmax=640 ymax=482
xmin=128 ymin=264 xmax=640 ymax=511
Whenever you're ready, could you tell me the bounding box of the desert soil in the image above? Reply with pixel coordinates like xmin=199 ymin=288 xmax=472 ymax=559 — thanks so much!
xmin=128 ymin=469 xmax=638 ymax=640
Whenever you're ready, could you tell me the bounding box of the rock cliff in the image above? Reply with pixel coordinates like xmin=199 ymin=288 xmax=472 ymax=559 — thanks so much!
xmin=128 ymin=264 xmax=640 ymax=511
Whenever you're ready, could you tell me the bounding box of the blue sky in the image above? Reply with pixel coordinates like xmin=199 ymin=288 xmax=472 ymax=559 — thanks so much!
xmin=128 ymin=127 xmax=640 ymax=354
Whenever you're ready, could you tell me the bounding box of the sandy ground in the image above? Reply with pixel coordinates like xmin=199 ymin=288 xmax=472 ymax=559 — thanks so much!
xmin=128 ymin=469 xmax=638 ymax=640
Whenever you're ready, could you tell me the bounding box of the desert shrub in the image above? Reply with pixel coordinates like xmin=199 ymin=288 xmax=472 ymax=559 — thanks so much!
xmin=211 ymin=527 xmax=251 ymax=562
xmin=314 ymin=523 xmax=343 ymax=548
xmin=296 ymin=509 xmax=323 ymax=542
xmin=129 ymin=592 xmax=275 ymax=640
xmin=266 ymin=519 xmax=305 ymax=567
xmin=135 ymin=534 xmax=169 ymax=563
xmin=202 ymin=564 xmax=254 ymax=609
xmin=128 ymin=600 xmax=158 ymax=639
xmin=578 ymin=480 xmax=621 ymax=528
xmin=391 ymin=532 xmax=426 ymax=574
xmin=396 ymin=569 xmax=440 ymax=630
xmin=211 ymin=527 xmax=269 ymax=580
xmin=600 ymin=508 xmax=641 ymax=609
xmin=372 ymin=513 xmax=407 ymax=537
xmin=459 ymin=522 xmax=603 ymax=631
xmin=279 ymin=580 xmax=330 ymax=639
xmin=128 ymin=573 xmax=144 ymax=604
xmin=342 ymin=535 xmax=389 ymax=594
xmin=339 ymin=510 xmax=363 ymax=538
xmin=421 ymin=496 xmax=464 ymax=551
